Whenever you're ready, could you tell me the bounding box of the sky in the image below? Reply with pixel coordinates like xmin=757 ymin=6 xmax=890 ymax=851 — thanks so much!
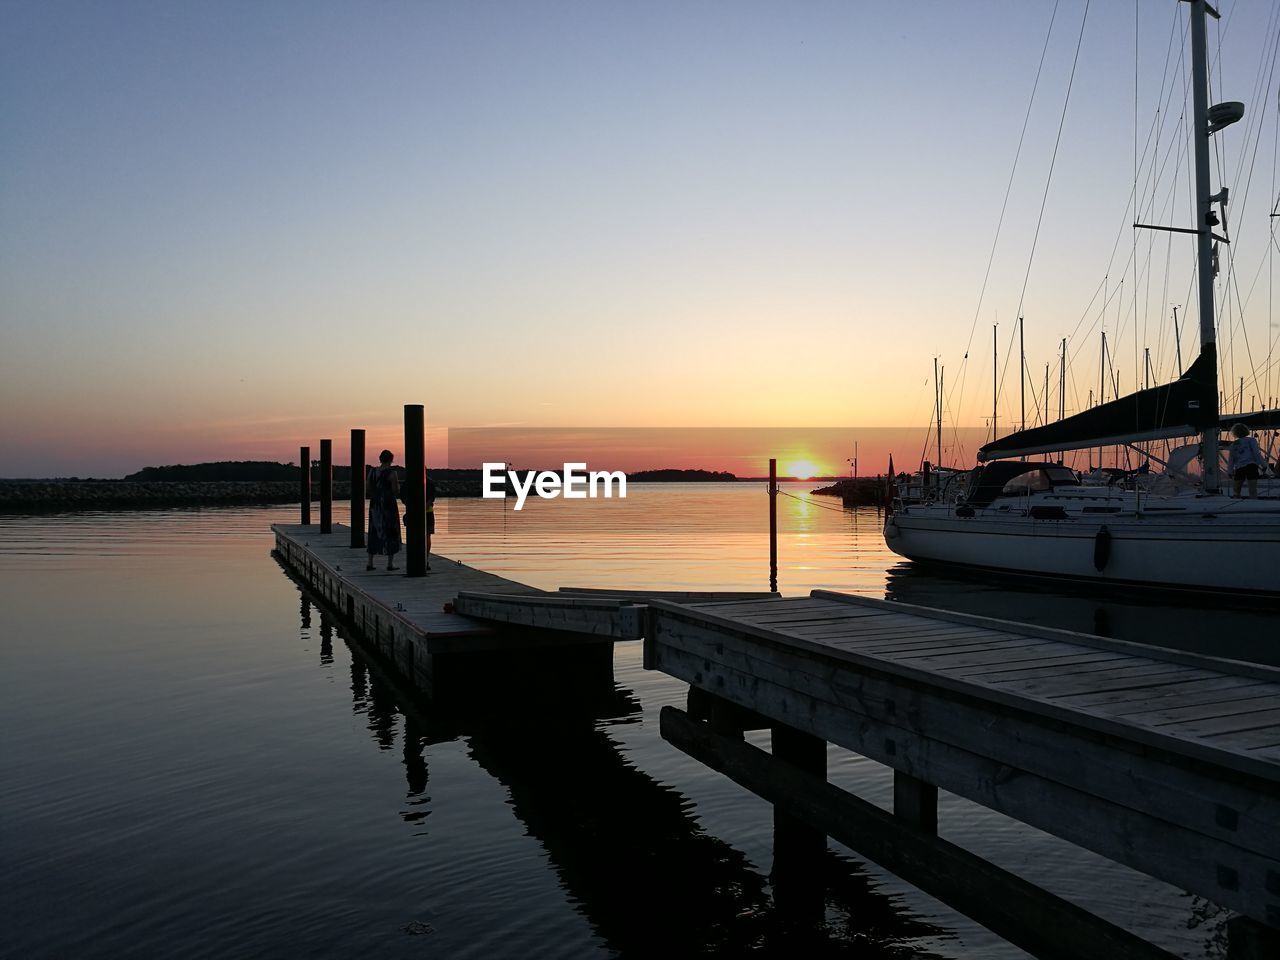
xmin=3 ymin=1 xmax=1279 ymax=477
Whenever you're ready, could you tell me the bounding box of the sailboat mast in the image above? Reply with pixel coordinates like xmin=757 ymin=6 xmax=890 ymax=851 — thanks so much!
xmin=934 ymin=357 xmax=943 ymax=468
xmin=1059 ymin=338 xmax=1066 ymax=421
xmin=1099 ymin=331 xmax=1107 ymax=468
xmin=1190 ymin=0 xmax=1222 ymax=491
xmin=1172 ymin=305 xmax=1183 ymax=375
xmin=940 ymin=367 xmax=945 ymax=466
xmin=1019 ymin=316 xmax=1026 ymax=432
xmin=992 ymin=324 xmax=998 ymax=444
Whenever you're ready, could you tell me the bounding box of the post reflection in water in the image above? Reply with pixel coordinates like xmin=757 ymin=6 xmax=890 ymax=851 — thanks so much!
xmin=319 ymin=618 xmax=333 ymax=666
xmin=300 ymin=588 xmax=949 ymax=958
xmin=349 ymin=654 xmax=368 ymax=713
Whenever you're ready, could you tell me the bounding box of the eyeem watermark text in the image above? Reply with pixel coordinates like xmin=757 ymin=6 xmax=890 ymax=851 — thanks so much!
xmin=482 ymin=462 xmax=627 ymax=511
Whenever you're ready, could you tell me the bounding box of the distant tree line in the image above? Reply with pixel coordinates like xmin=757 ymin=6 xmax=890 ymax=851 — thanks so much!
xmin=125 ymin=461 xmax=301 ymax=482
xmin=125 ymin=462 xmax=740 ymax=483
xmin=627 ymin=469 xmax=737 ymax=482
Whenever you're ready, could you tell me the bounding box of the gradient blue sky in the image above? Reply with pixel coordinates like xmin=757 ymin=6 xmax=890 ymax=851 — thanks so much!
xmin=3 ymin=1 xmax=1278 ymax=475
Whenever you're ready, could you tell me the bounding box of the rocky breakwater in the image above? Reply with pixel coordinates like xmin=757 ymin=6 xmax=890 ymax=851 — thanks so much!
xmin=0 ymin=480 xmax=323 ymax=510
xmin=810 ymin=477 xmax=889 ymax=506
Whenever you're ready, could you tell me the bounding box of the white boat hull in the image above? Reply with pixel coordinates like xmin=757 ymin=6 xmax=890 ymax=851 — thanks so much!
xmin=885 ymin=506 xmax=1280 ymax=595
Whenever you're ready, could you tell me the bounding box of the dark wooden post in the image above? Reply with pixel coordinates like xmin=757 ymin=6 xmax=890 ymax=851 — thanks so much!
xmin=350 ymin=428 xmax=366 ymax=549
xmin=319 ymin=438 xmax=333 ymax=534
xmin=771 ymin=722 xmax=826 ymax=919
xmin=404 ymin=404 xmax=427 ymax=577
xmin=768 ymin=458 xmax=778 ymax=592
xmin=299 ymin=445 xmax=311 ymax=525
xmin=1228 ymin=915 xmax=1280 ymax=959
xmin=894 ymin=771 xmax=938 ymax=835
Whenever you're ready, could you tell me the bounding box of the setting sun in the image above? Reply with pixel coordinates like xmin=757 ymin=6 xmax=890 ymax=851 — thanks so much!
xmin=786 ymin=459 xmax=822 ymax=480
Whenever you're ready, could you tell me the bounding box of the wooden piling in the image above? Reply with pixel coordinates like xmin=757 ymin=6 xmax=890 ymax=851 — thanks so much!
xmin=404 ymin=404 xmax=427 ymax=577
xmin=768 ymin=458 xmax=777 ymax=593
xmin=350 ymin=428 xmax=366 ymax=549
xmin=771 ymin=721 xmax=827 ymax=919
xmin=319 ymin=438 xmax=333 ymax=534
xmin=661 ymin=706 xmax=1182 ymax=960
xmin=299 ymin=445 xmax=311 ymax=525
xmin=772 ymin=723 xmax=827 ymax=859
xmin=894 ymin=771 xmax=938 ymax=835
xmin=1228 ymin=915 xmax=1280 ymax=960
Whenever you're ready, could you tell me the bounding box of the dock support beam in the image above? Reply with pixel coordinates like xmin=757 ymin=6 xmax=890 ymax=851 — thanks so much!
xmin=350 ymin=429 xmax=366 ymax=549
xmin=319 ymin=438 xmax=333 ymax=534
xmin=299 ymin=445 xmax=311 ymax=525
xmin=894 ymin=771 xmax=938 ymax=835
xmin=660 ymin=705 xmax=1181 ymax=960
xmin=404 ymin=404 xmax=427 ymax=577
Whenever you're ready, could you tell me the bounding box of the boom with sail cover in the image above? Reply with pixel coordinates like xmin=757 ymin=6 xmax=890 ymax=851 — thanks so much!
xmin=977 ymin=346 xmax=1218 ymax=461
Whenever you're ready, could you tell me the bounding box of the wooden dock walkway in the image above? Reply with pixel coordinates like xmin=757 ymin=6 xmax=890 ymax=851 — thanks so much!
xmin=273 ymin=524 xmax=1280 ymax=957
xmin=273 ymin=523 xmax=772 ymax=691
xmin=453 ymin=588 xmax=1280 ymax=959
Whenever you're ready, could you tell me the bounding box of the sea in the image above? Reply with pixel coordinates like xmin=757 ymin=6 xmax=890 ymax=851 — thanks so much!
xmin=2 ymin=482 xmax=1264 ymax=959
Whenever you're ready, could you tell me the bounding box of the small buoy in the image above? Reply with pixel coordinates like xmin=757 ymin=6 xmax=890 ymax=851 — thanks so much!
xmin=1093 ymin=525 xmax=1112 ymax=572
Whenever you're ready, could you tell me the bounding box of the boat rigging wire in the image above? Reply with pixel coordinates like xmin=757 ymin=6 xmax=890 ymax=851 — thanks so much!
xmin=1012 ymin=0 xmax=1091 ymax=326
xmin=994 ymin=0 xmax=1092 ymax=435
xmin=946 ymin=0 xmax=1061 ymax=461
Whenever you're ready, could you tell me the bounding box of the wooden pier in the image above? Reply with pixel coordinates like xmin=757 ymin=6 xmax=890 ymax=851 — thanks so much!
xmin=274 ymin=526 xmax=1280 ymax=959
xmin=272 ymin=522 xmax=771 ymax=693
xmin=456 ymin=589 xmax=1280 ymax=959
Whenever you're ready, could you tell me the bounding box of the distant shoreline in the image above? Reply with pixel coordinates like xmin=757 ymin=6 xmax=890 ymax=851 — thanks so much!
xmin=0 ymin=476 xmax=837 ymax=512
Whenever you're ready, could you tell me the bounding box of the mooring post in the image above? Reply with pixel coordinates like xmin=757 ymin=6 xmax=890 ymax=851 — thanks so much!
xmin=350 ymin=428 xmax=366 ymax=549
xmin=768 ymin=457 xmax=778 ymax=592
xmin=403 ymin=404 xmax=427 ymax=577
xmin=894 ymin=770 xmax=938 ymax=835
xmin=771 ymin=722 xmax=826 ymax=918
xmin=319 ymin=438 xmax=333 ymax=534
xmin=1227 ymin=915 xmax=1280 ymax=960
xmin=299 ymin=445 xmax=311 ymax=525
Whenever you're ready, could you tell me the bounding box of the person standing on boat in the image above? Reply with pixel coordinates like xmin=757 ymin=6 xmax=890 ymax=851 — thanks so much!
xmin=366 ymin=449 xmax=402 ymax=570
xmin=1227 ymin=423 xmax=1266 ymax=499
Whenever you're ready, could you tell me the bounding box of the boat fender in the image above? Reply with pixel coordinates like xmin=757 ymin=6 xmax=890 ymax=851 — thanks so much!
xmin=1093 ymin=525 xmax=1111 ymax=572
xmin=955 ymin=504 xmax=974 ymax=518
xmin=884 ymin=519 xmax=899 ymax=540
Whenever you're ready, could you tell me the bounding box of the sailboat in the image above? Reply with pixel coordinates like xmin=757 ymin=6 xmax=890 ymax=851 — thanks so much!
xmin=884 ymin=0 xmax=1280 ymax=597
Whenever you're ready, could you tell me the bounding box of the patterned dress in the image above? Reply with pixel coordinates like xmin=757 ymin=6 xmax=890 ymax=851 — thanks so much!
xmin=366 ymin=466 xmax=402 ymax=557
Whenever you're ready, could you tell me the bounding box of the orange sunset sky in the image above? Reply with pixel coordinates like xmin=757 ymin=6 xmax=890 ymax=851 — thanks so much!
xmin=4 ymin=4 xmax=1279 ymax=478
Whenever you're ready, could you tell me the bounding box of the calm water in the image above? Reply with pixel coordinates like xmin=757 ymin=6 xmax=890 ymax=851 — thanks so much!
xmin=1 ymin=484 xmax=1252 ymax=958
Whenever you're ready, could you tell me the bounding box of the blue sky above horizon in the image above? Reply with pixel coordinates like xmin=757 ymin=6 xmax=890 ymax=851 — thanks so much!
xmin=3 ymin=1 xmax=1278 ymax=476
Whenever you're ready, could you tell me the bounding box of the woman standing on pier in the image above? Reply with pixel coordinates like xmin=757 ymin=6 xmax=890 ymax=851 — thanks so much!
xmin=366 ymin=449 xmax=402 ymax=570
